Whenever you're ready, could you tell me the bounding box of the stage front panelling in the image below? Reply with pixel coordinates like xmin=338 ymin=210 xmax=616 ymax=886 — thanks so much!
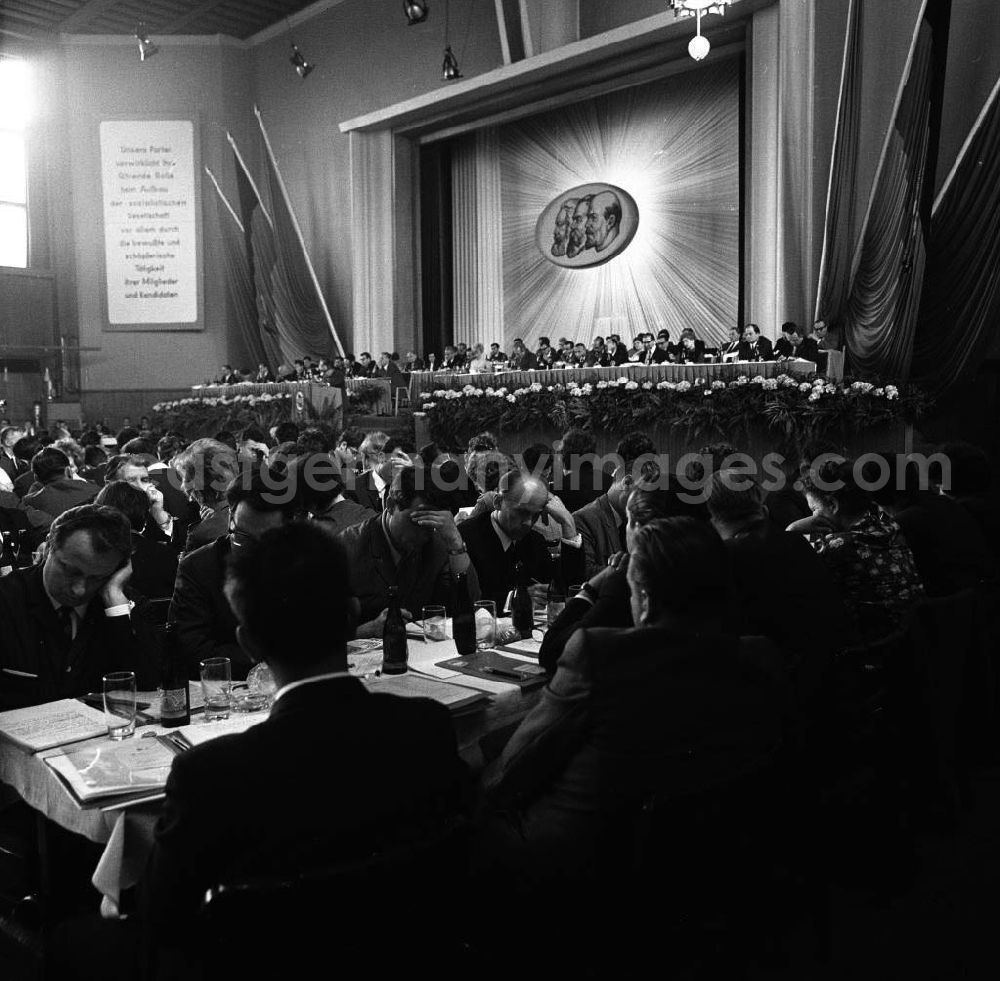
xmin=498 ymin=57 xmax=740 ymax=352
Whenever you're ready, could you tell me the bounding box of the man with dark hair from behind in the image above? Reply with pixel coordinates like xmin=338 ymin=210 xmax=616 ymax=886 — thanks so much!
xmin=0 ymin=504 xmax=159 ymax=710
xmin=169 ymin=467 xmax=299 ymax=679
xmin=574 ymin=431 xmax=658 ymax=578
xmin=273 ymin=421 xmax=300 ymax=446
xmin=289 ymin=453 xmax=374 ymax=535
xmin=22 ymin=447 xmax=100 ymax=520
xmin=707 ymin=468 xmax=851 ymax=704
xmin=10 ymin=435 xmax=42 ymax=498
xmin=337 ymin=464 xmax=479 ymax=637
xmin=140 ymin=523 xmax=472 ymax=974
xmin=553 ymin=427 xmax=613 ymax=514
xmin=95 ymin=481 xmax=179 ymax=600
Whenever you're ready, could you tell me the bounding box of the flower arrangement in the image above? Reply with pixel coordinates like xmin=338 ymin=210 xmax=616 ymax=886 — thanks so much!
xmin=150 ymin=392 xmax=296 ymax=440
xmin=419 ymin=374 xmax=927 ymax=451
xmin=346 ymin=380 xmax=387 ymax=412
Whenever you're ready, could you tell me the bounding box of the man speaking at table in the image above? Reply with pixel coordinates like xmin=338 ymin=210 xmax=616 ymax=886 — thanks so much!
xmin=140 ymin=522 xmax=472 ymax=973
xmin=0 ymin=504 xmax=159 ymax=710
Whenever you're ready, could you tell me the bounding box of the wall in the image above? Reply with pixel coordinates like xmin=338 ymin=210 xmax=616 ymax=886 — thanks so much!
xmin=250 ymin=0 xmax=505 ymax=350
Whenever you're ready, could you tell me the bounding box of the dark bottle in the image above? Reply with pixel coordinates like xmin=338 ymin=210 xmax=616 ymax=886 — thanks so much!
xmin=452 ymin=572 xmax=475 ymax=656
xmin=160 ymin=622 xmax=191 ymax=728
xmin=511 ymin=560 xmax=534 ymax=638
xmin=382 ymin=586 xmax=409 ymax=674
xmin=0 ymin=531 xmax=15 ymax=577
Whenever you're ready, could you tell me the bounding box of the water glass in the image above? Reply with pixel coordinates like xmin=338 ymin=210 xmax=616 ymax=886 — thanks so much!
xmin=546 ymin=591 xmax=566 ymax=626
xmin=421 ymin=605 xmax=448 ymax=642
xmin=103 ymin=671 xmax=137 ymax=740
xmin=200 ymin=657 xmax=232 ymax=722
xmin=474 ymin=600 xmax=497 ymax=651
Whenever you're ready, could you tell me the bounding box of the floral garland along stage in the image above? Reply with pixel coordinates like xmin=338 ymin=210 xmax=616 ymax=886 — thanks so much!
xmin=419 ymin=374 xmax=929 ymax=451
xmin=150 ymin=391 xmax=296 ymax=440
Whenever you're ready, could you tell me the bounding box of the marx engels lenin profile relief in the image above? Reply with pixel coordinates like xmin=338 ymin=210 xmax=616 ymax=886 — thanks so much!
xmin=535 ymin=183 xmax=639 ymax=269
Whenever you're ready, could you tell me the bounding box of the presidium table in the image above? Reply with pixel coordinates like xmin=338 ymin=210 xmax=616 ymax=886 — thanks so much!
xmin=406 ymin=355 xmax=838 ymax=406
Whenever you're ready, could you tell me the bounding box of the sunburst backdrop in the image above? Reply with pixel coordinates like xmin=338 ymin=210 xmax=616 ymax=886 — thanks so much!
xmin=499 ymin=58 xmax=740 ymax=350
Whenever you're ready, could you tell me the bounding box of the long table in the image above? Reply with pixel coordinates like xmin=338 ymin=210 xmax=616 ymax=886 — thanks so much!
xmin=408 ymin=359 xmax=819 ymax=404
xmin=0 ymin=634 xmax=541 ymax=914
xmin=190 ymin=380 xmax=345 ymax=424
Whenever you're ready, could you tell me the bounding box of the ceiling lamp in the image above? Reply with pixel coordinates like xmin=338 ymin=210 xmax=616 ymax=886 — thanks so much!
xmin=135 ymin=26 xmax=159 ymax=62
xmin=441 ymin=0 xmax=461 ymax=80
xmin=669 ymin=1 xmax=733 ymax=61
xmin=289 ymin=43 xmax=315 ymax=79
xmin=404 ymin=1 xmax=429 ymax=25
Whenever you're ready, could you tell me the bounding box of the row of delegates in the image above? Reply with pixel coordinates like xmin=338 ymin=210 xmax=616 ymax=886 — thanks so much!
xmin=626 ymin=329 xmax=708 ymax=364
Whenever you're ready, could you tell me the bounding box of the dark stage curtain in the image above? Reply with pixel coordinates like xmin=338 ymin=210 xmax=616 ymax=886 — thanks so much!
xmin=911 ymin=81 xmax=1000 ymax=399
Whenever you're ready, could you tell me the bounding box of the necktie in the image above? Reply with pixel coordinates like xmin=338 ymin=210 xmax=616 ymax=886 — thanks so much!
xmin=57 ymin=606 xmax=74 ymax=641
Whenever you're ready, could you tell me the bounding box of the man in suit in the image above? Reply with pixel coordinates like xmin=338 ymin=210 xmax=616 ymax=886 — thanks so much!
xmin=508 ymin=340 xmax=537 ymax=371
xmin=0 ymin=426 xmax=27 ymax=483
xmin=105 ymin=453 xmax=183 ymax=545
xmin=707 ymin=468 xmax=851 ymax=703
xmin=737 ymin=323 xmax=774 ymax=361
xmin=141 ymin=522 xmax=472 ymax=972
xmin=290 ymin=453 xmax=375 ymax=535
xmin=22 ymin=447 xmax=100 ymax=520
xmin=0 ymin=505 xmax=159 ymax=710
xmin=774 ymin=322 xmax=820 ymax=362
xmin=459 ymin=469 xmax=585 ymax=610
xmin=346 ymin=435 xmax=411 ymax=514
xmin=169 ymin=467 xmax=298 ymax=679
xmin=171 ymin=438 xmax=241 ymax=554
xmin=650 ymin=332 xmax=672 ymax=364
xmin=574 ymin=432 xmax=657 ymax=578
xmin=482 ymin=517 xmax=790 ymax=882
xmin=95 ymin=481 xmax=179 ymax=600
xmin=337 ymin=465 xmax=479 ymax=635
xmin=721 ymin=326 xmax=742 ymax=359
xmin=552 ymin=428 xmax=614 ymax=515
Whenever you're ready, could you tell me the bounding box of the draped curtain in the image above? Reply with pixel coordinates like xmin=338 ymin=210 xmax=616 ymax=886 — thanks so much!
xmin=911 ymin=80 xmax=1000 ymax=398
xmin=815 ymin=0 xmax=863 ymax=328
xmin=842 ymin=22 xmax=933 ymax=378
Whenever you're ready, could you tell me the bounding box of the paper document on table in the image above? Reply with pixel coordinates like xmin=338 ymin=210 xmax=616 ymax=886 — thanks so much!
xmin=173 ymin=712 xmax=269 ymax=749
xmin=501 ymin=637 xmax=542 ymax=656
xmin=364 ymin=674 xmax=489 ymax=713
xmin=45 ymin=737 xmax=176 ymax=804
xmin=0 ymin=700 xmax=110 ymax=753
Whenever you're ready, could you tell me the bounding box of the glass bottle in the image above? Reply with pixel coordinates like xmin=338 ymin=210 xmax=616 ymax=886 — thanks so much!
xmin=382 ymin=586 xmax=409 ymax=674
xmin=452 ymin=572 xmax=476 ymax=657
xmin=160 ymin=622 xmax=191 ymax=728
xmin=511 ymin=560 xmax=534 ymax=638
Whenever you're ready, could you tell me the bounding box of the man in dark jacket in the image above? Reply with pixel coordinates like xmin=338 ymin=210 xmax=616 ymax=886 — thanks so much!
xmin=0 ymin=505 xmax=159 ymax=710
xmin=169 ymin=468 xmax=298 ymax=679
xmin=737 ymin=324 xmax=774 ymax=362
xmin=337 ymin=466 xmax=479 ymax=635
xmin=459 ymin=470 xmax=584 ymax=610
xmin=141 ymin=523 xmax=472 ymax=974
xmin=22 ymin=447 xmax=99 ymax=520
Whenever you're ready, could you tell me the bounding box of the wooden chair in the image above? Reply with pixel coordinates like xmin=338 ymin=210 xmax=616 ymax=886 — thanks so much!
xmin=393 ymin=386 xmax=411 ymax=414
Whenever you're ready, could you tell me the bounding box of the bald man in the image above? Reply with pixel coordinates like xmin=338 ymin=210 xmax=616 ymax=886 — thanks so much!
xmin=459 ymin=470 xmax=586 ymax=610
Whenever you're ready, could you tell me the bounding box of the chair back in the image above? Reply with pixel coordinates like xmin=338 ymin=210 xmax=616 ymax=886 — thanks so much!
xmin=197 ymin=813 xmax=472 ymax=978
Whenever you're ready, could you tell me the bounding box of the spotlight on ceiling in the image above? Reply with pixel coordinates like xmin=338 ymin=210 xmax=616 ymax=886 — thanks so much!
xmin=289 ymin=43 xmax=315 ymax=79
xmin=404 ymin=1 xmax=429 ymax=26
xmin=442 ymin=44 xmax=462 ymax=81
xmin=135 ymin=26 xmax=159 ymax=62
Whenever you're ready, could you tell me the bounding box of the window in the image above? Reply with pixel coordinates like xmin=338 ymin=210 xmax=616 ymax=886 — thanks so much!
xmin=0 ymin=59 xmax=31 ymax=268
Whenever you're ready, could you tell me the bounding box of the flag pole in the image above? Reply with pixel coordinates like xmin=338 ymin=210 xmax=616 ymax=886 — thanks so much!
xmin=226 ymin=131 xmax=273 ymax=229
xmin=204 ymin=166 xmax=244 ymax=232
xmin=253 ymin=105 xmax=345 ymax=356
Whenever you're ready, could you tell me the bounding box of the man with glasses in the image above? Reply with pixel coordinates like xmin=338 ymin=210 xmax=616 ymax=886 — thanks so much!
xmin=169 ymin=468 xmax=297 ymax=679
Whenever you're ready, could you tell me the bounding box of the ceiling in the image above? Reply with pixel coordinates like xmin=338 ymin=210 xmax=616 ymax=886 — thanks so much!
xmin=0 ymin=0 xmax=322 ymax=42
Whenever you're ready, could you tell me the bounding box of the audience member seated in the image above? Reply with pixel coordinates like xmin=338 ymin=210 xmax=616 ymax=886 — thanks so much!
xmin=605 ymin=336 xmax=628 ymax=365
xmin=457 ymin=448 xmax=515 ymax=523
xmin=866 ymin=454 xmax=997 ymax=597
xmin=140 ymin=522 xmax=472 ymax=975
xmin=0 ymin=425 xmax=27 ymax=483
xmin=459 ymin=469 xmax=585 ymax=611
xmin=172 ymin=439 xmax=241 ymax=553
xmin=95 ymin=481 xmax=179 ymax=600
xmin=508 ymin=339 xmax=537 ymax=370
xmin=9 ymin=436 xmax=42 ymax=498
xmin=348 ymin=433 xmax=411 ymax=513
xmin=539 ymin=484 xmax=688 ymax=673
xmin=487 ymin=342 xmax=506 ymax=364
xmin=738 ymin=323 xmax=774 ymax=361
xmin=290 ymin=453 xmax=375 ymax=534
xmin=22 ymin=447 xmax=100 ymax=520
xmin=552 ymin=428 xmax=614 ymax=515
xmin=79 ymin=443 xmax=109 ymax=485
xmin=337 ymin=466 xmax=480 ymax=636
xmin=795 ymin=459 xmax=925 ymax=644
xmin=574 ymin=432 xmax=657 ymax=578
xmin=169 ymin=468 xmax=298 ymax=680
xmin=0 ymin=505 xmax=159 ymax=710
xmin=481 ymin=517 xmax=791 ymax=890
xmin=105 ymin=453 xmax=181 ymax=546
xmin=707 ymin=468 xmax=852 ymax=701
xmin=334 ymin=427 xmax=364 ymax=475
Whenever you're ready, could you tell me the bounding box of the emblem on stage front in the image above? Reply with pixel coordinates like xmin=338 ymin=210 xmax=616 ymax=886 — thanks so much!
xmin=535 ymin=183 xmax=639 ymax=269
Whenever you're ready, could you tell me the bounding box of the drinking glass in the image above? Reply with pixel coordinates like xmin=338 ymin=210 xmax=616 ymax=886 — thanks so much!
xmin=569 ymin=584 xmax=583 ymax=599
xmin=546 ymin=590 xmax=566 ymax=626
xmin=421 ymin=605 xmax=448 ymax=643
xmin=200 ymin=657 xmax=232 ymax=722
xmin=103 ymin=671 xmax=137 ymax=740
xmin=474 ymin=600 xmax=497 ymax=651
